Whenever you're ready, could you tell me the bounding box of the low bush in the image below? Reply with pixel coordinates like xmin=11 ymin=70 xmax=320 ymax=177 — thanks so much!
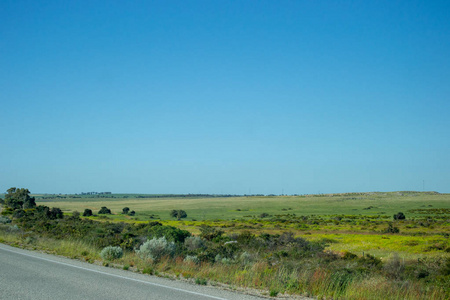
xmin=394 ymin=212 xmax=406 ymax=220
xmin=184 ymin=255 xmax=200 ymax=264
xmin=195 ymin=278 xmax=207 ymax=285
xmin=136 ymin=236 xmax=175 ymax=262
xmin=199 ymin=225 xmax=223 ymax=241
xmin=384 ymin=223 xmax=400 ymax=233
xmin=184 ymin=236 xmax=205 ymax=251
xmin=0 ymin=216 xmax=11 ymax=224
xmin=100 ymin=246 xmax=123 ymax=260
xmin=147 ymin=224 xmax=191 ymax=243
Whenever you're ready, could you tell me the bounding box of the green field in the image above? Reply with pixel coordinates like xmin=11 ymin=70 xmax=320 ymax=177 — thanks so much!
xmin=33 ymin=191 xmax=450 ymax=221
xmin=32 ymin=191 xmax=450 ymax=260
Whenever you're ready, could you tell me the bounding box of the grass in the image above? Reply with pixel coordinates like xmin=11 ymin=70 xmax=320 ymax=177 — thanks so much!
xmin=306 ymin=233 xmax=449 ymax=260
xmin=33 ymin=191 xmax=450 ymax=221
xmin=0 ymin=227 xmax=99 ymax=261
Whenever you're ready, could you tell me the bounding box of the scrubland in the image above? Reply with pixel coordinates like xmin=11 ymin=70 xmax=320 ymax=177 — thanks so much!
xmin=1 ymin=191 xmax=448 ymax=299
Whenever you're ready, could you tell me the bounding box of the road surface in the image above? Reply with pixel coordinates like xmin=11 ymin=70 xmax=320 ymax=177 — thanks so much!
xmin=0 ymin=243 xmax=266 ymax=300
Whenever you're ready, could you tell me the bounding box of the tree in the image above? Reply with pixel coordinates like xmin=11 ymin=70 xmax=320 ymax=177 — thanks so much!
xmin=48 ymin=207 xmax=63 ymax=219
xmin=83 ymin=209 xmax=93 ymax=216
xmin=393 ymin=212 xmax=406 ymax=220
xmin=4 ymin=187 xmax=36 ymax=210
xmin=170 ymin=209 xmax=187 ymax=220
xmin=98 ymin=206 xmax=111 ymax=214
xmin=177 ymin=210 xmax=187 ymax=219
xmin=122 ymin=207 xmax=130 ymax=214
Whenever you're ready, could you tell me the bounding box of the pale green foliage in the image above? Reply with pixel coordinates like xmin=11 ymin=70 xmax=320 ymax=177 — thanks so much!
xmin=215 ymin=254 xmax=234 ymax=264
xmin=100 ymin=246 xmax=123 ymax=260
xmin=136 ymin=236 xmax=175 ymax=261
xmin=239 ymin=251 xmax=254 ymax=265
xmin=184 ymin=236 xmax=205 ymax=251
xmin=184 ymin=255 xmax=200 ymax=264
xmin=7 ymin=224 xmax=20 ymax=233
xmin=0 ymin=216 xmax=11 ymax=224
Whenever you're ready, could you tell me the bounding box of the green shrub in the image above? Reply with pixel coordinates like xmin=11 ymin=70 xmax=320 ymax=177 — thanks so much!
xmin=195 ymin=278 xmax=207 ymax=285
xmin=0 ymin=216 xmax=11 ymax=224
xmin=83 ymin=209 xmax=93 ymax=217
xmin=98 ymin=207 xmax=111 ymax=214
xmin=100 ymin=246 xmax=123 ymax=260
xmin=8 ymin=224 xmax=20 ymax=232
xmin=394 ymin=212 xmax=406 ymax=220
xmin=240 ymin=251 xmax=254 ymax=265
xmin=147 ymin=224 xmax=190 ymax=243
xmin=359 ymin=254 xmax=382 ymax=269
xmin=384 ymin=222 xmax=400 ymax=233
xmin=170 ymin=209 xmax=187 ymax=220
xmin=342 ymin=251 xmax=358 ymax=260
xmin=269 ymin=289 xmax=279 ymax=297
xmin=199 ymin=225 xmax=223 ymax=241
xmin=13 ymin=209 xmax=25 ymax=218
xmin=0 ymin=207 xmax=13 ymax=215
xmin=136 ymin=237 xmax=175 ymax=262
xmin=184 ymin=255 xmax=200 ymax=264
xmin=184 ymin=236 xmax=205 ymax=251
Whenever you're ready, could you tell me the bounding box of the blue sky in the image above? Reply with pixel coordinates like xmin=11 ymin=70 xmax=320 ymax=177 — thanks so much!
xmin=1 ymin=1 xmax=449 ymax=194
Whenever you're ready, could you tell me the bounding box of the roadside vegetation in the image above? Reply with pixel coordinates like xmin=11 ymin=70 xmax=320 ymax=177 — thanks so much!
xmin=1 ymin=188 xmax=449 ymax=299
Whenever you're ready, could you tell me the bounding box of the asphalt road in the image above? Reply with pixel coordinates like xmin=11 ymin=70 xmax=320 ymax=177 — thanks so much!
xmin=0 ymin=243 xmax=266 ymax=300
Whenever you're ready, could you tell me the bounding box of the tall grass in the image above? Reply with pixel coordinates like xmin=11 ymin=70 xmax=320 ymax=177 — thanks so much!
xmin=125 ymin=253 xmax=448 ymax=300
xmin=1 ymin=225 xmax=447 ymax=300
xmin=0 ymin=227 xmax=99 ymax=261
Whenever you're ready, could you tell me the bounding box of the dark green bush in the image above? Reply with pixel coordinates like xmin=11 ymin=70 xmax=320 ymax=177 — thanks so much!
xmin=98 ymin=207 xmax=111 ymax=214
xmin=343 ymin=251 xmax=358 ymax=260
xmin=394 ymin=212 xmax=406 ymax=220
xmin=195 ymin=278 xmax=207 ymax=285
xmin=147 ymin=224 xmax=191 ymax=243
xmin=170 ymin=210 xmax=187 ymax=220
xmin=384 ymin=222 xmax=400 ymax=233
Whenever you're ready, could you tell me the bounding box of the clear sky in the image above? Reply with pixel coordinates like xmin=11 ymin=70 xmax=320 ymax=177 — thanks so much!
xmin=1 ymin=1 xmax=449 ymax=195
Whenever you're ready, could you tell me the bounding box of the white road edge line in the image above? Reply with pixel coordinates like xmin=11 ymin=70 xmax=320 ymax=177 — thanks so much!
xmin=0 ymin=245 xmax=228 ymax=300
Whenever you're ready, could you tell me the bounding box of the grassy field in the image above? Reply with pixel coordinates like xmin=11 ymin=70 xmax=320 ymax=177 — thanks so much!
xmin=33 ymin=191 xmax=450 ymax=221
xmin=30 ymin=191 xmax=450 ymax=260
